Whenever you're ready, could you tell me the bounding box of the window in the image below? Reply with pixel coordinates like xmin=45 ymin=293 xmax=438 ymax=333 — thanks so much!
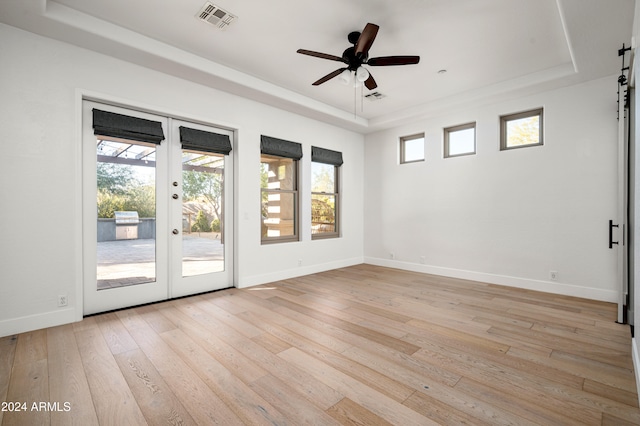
xmin=311 ymin=146 xmax=342 ymax=239
xmin=444 ymin=122 xmax=476 ymax=158
xmin=260 ymin=136 xmax=302 ymax=244
xmin=500 ymin=108 xmax=543 ymax=150
xmin=400 ymin=133 xmax=425 ymax=163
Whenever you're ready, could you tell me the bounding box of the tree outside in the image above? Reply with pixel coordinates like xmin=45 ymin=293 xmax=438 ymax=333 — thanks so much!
xmin=96 ymin=161 xmax=155 ymax=218
xmin=191 ymin=210 xmax=212 ymax=232
xmin=182 ymin=168 xmax=223 ymax=225
xmin=506 ymin=115 xmax=540 ymax=147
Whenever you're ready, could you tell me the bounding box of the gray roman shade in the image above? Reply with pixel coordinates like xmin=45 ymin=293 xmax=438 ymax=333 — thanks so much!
xmin=260 ymin=135 xmax=303 ymax=160
xmin=311 ymin=146 xmax=343 ymax=166
xmin=179 ymin=126 xmax=232 ymax=155
xmin=92 ymin=109 xmax=165 ymax=144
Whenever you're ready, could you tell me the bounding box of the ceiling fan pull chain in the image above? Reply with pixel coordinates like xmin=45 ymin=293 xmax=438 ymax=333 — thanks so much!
xmin=353 ymin=85 xmax=357 ymax=119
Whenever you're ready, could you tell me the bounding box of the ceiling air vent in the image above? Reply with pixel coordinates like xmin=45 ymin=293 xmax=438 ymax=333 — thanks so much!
xmin=197 ymin=2 xmax=237 ymax=29
xmin=365 ymin=92 xmax=386 ymax=101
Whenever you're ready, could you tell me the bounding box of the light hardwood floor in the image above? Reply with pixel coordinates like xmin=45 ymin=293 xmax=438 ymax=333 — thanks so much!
xmin=1 ymin=264 xmax=639 ymax=425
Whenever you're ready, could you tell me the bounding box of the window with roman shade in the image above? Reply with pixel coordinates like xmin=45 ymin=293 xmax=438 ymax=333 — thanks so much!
xmin=311 ymin=146 xmax=342 ymax=239
xmin=260 ymin=136 xmax=302 ymax=243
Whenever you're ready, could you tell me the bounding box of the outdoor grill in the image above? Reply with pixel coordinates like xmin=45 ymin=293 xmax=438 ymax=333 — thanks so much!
xmin=114 ymin=211 xmax=140 ymax=240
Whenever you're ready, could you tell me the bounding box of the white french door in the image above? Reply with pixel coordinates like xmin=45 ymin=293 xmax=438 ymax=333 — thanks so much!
xmin=169 ymin=119 xmax=233 ymax=298
xmin=82 ymin=101 xmax=233 ymax=315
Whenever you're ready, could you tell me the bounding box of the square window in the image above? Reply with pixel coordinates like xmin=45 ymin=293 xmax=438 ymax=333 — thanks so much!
xmin=400 ymin=134 xmax=425 ymax=164
xmin=500 ymin=108 xmax=543 ymax=150
xmin=444 ymin=123 xmax=476 ymax=158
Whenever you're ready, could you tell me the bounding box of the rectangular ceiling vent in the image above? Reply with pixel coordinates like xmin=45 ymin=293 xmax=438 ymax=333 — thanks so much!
xmin=365 ymin=92 xmax=386 ymax=101
xmin=197 ymin=2 xmax=237 ymax=29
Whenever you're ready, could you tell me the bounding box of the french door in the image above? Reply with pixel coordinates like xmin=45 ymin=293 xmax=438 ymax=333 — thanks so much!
xmin=82 ymin=101 xmax=233 ymax=315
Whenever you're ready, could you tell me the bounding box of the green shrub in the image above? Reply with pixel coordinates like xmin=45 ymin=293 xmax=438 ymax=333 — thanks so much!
xmin=192 ymin=210 xmax=211 ymax=232
xmin=97 ymin=186 xmax=155 ymax=219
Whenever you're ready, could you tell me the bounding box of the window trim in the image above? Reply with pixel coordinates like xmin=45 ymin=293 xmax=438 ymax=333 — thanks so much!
xmin=444 ymin=122 xmax=476 ymax=158
xmin=260 ymin=154 xmax=300 ymax=244
xmin=311 ymin=161 xmax=340 ymax=240
xmin=399 ymin=133 xmax=425 ymax=164
xmin=500 ymin=108 xmax=544 ymax=151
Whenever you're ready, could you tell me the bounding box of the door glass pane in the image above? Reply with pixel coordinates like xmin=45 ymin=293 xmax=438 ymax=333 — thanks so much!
xmin=96 ymin=139 xmax=157 ymax=290
xmin=182 ymin=151 xmax=225 ymax=276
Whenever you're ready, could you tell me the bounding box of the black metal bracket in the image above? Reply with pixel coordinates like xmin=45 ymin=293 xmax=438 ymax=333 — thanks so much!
xmin=617 ymin=43 xmax=632 ymax=119
xmin=609 ymin=219 xmax=619 ymax=249
xmin=619 ymin=45 xmax=632 ymax=57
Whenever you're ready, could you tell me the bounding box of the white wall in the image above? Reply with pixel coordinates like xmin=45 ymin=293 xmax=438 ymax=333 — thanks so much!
xmin=364 ymin=76 xmax=619 ymax=301
xmin=0 ymin=24 xmax=364 ymax=337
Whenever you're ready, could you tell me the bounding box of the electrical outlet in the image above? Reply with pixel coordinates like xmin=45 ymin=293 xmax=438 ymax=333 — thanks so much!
xmin=58 ymin=294 xmax=68 ymax=307
xmin=390 ymin=253 xmax=395 ymax=260
xmin=549 ymin=271 xmax=558 ymax=281
xmin=298 ymin=259 xmax=302 ymax=266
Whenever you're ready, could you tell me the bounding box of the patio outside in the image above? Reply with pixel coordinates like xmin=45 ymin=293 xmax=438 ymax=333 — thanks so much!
xmin=97 ymin=233 xmax=224 ymax=290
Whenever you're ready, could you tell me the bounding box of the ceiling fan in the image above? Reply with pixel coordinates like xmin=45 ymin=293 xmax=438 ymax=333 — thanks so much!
xmin=297 ymin=23 xmax=420 ymax=90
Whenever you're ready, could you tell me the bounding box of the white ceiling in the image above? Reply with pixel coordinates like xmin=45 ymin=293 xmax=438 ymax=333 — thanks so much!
xmin=0 ymin=0 xmax=635 ymax=132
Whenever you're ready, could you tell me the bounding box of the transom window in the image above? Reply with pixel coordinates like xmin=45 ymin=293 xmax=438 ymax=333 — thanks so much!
xmin=500 ymin=108 xmax=543 ymax=150
xmin=400 ymin=133 xmax=425 ymax=164
xmin=444 ymin=122 xmax=476 ymax=158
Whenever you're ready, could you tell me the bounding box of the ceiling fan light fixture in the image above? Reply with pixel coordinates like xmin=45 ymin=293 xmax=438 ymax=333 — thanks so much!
xmin=356 ymin=66 xmax=370 ymax=82
xmin=339 ymin=69 xmax=352 ymax=85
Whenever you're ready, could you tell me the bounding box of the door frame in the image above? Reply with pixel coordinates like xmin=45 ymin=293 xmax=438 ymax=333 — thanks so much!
xmin=77 ymin=93 xmax=237 ymax=317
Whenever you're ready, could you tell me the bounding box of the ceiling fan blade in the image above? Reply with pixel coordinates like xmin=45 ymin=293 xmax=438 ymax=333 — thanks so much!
xmin=364 ymin=73 xmax=377 ymax=90
xmin=312 ymin=68 xmax=347 ymax=86
xmin=355 ymin=23 xmax=379 ymax=57
xmin=297 ymin=49 xmax=345 ymax=63
xmin=368 ymin=56 xmax=421 ymax=66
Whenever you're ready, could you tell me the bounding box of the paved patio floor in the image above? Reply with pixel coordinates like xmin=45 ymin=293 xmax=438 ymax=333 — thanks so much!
xmin=97 ymin=233 xmax=224 ymax=290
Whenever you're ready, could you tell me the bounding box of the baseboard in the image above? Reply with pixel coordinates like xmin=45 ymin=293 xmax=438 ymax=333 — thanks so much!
xmin=364 ymin=257 xmax=618 ymax=302
xmin=237 ymin=256 xmax=364 ymax=288
xmin=0 ymin=308 xmax=77 ymax=338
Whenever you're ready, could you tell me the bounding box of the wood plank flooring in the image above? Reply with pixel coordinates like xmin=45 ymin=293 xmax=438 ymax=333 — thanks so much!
xmin=1 ymin=264 xmax=639 ymax=425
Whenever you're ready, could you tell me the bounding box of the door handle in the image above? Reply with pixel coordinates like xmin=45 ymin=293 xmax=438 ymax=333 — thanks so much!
xmin=609 ymin=219 xmax=619 ymax=249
